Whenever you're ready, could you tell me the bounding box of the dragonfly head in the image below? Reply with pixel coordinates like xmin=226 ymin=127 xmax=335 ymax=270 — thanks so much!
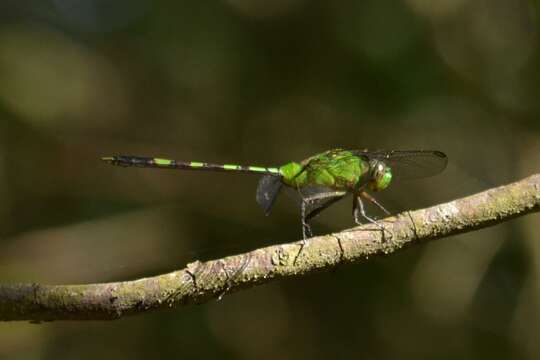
xmin=368 ymin=160 xmax=392 ymax=191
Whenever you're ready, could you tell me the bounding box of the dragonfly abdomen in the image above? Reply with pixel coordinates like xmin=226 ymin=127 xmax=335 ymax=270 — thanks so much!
xmin=101 ymin=155 xmax=281 ymax=175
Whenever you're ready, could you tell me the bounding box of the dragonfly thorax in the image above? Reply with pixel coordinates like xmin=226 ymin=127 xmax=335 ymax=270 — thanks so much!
xmin=368 ymin=160 xmax=392 ymax=191
xmin=279 ymin=150 xmax=368 ymax=190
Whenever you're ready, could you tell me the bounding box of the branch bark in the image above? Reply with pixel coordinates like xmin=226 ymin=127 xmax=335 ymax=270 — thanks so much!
xmin=1 ymin=174 xmax=539 ymax=322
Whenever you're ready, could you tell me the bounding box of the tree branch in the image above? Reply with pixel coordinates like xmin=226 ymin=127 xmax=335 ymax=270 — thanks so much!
xmin=1 ymin=174 xmax=539 ymax=322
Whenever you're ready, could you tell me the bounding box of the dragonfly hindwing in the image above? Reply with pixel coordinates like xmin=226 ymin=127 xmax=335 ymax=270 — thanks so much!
xmin=256 ymin=175 xmax=283 ymax=215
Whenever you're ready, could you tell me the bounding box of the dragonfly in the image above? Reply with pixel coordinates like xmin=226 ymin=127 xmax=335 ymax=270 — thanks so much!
xmin=102 ymin=149 xmax=448 ymax=239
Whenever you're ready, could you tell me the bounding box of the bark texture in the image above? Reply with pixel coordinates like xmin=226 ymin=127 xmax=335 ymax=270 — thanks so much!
xmin=1 ymin=174 xmax=539 ymax=322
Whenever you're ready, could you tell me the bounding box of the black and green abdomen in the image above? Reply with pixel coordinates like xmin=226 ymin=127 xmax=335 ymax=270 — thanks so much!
xmin=279 ymin=149 xmax=368 ymax=190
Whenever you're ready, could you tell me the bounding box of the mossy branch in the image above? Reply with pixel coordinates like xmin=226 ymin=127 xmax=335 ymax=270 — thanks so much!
xmin=1 ymin=174 xmax=539 ymax=322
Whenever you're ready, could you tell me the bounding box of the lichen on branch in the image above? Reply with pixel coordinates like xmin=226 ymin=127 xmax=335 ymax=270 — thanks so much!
xmin=1 ymin=174 xmax=539 ymax=322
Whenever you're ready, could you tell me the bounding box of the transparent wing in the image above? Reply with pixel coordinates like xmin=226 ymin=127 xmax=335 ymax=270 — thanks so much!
xmin=352 ymin=150 xmax=448 ymax=180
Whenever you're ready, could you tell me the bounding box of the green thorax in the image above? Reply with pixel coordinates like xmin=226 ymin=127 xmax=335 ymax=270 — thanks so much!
xmin=279 ymin=149 xmax=369 ymax=190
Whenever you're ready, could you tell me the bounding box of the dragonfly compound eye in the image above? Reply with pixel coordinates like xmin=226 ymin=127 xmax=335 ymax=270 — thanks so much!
xmin=370 ymin=162 xmax=392 ymax=191
xmin=376 ymin=166 xmax=392 ymax=190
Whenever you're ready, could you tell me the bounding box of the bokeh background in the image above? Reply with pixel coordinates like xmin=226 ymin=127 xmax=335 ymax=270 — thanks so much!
xmin=0 ymin=0 xmax=539 ymax=359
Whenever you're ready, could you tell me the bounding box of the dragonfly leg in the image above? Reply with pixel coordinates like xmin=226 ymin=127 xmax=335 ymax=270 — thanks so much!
xmin=301 ymin=200 xmax=313 ymax=240
xmin=353 ymin=196 xmax=378 ymax=226
xmin=353 ymin=195 xmax=392 ymax=240
xmin=300 ymin=191 xmax=345 ymax=239
xmin=296 ymin=190 xmax=347 ymax=264
xmin=360 ymin=191 xmax=390 ymax=216
xmin=293 ymin=200 xmax=310 ymax=265
xmin=296 ymin=191 xmax=343 ymax=264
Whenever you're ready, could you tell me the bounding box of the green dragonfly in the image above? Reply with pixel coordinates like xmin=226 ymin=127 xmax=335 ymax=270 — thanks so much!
xmin=102 ymin=149 xmax=447 ymax=239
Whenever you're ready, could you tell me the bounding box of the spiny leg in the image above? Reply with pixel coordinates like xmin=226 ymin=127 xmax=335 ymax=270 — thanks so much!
xmin=360 ymin=191 xmax=390 ymax=215
xmin=353 ymin=195 xmax=379 ymax=227
xmin=301 ymin=200 xmax=313 ymax=240
xmin=300 ymin=190 xmax=347 ymax=238
xmin=353 ymin=195 xmax=392 ymax=239
xmin=295 ymin=200 xmax=311 ymax=265
xmin=296 ymin=191 xmax=346 ymax=264
xmin=360 ymin=191 xmax=399 ymax=227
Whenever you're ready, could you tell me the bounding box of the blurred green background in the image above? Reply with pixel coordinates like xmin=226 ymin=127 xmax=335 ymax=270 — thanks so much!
xmin=0 ymin=0 xmax=539 ymax=359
